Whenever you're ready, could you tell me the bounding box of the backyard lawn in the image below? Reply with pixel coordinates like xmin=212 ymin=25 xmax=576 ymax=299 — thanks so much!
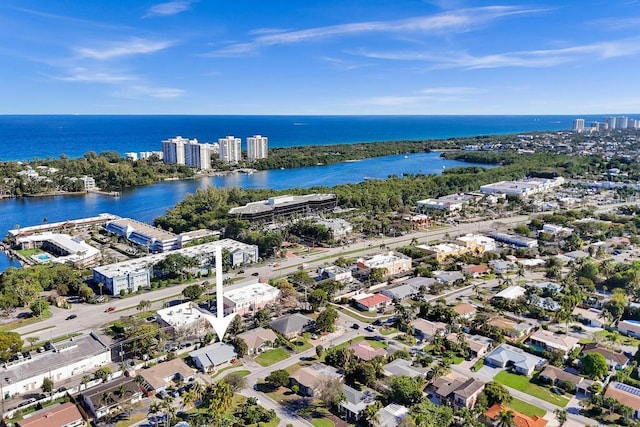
xmin=255 ymin=348 xmax=290 ymax=367
xmin=595 ymin=330 xmax=639 ymax=346
xmin=508 ymin=397 xmax=546 ymax=418
xmin=494 ymin=371 xmax=569 ymax=407
xmin=312 ymin=419 xmax=335 ymax=427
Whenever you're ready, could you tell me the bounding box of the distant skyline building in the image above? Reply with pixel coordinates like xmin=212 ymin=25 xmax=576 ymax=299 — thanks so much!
xmin=185 ymin=140 xmax=214 ymax=170
xmin=162 ymin=136 xmax=190 ymax=165
xmin=246 ymin=135 xmax=269 ymax=161
xmin=219 ymin=135 xmax=242 ymax=163
xmin=617 ymin=116 xmax=628 ymax=129
xmin=572 ymin=118 xmax=585 ymax=132
xmin=606 ymin=116 xmax=617 ymax=130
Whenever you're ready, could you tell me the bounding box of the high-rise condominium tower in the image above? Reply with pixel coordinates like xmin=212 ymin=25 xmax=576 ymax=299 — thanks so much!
xmin=218 ymin=136 xmax=242 ymax=163
xmin=247 ymin=135 xmax=268 ymax=161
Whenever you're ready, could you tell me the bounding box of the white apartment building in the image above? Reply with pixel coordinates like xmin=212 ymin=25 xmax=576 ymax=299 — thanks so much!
xmin=162 ymin=136 xmax=191 ymax=165
xmin=219 ymin=135 xmax=242 ymax=163
xmin=246 ymin=135 xmax=268 ymax=161
xmin=573 ymin=118 xmax=585 ymax=132
xmin=185 ymin=140 xmax=214 ymax=170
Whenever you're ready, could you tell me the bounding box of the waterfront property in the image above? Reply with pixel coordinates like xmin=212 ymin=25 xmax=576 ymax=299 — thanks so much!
xmin=105 ymin=217 xmax=180 ymax=252
xmin=0 ymin=333 xmax=110 ymax=399
xmin=14 ymin=232 xmax=100 ymax=267
xmin=228 ymin=193 xmax=337 ymax=222
xmin=6 ymin=213 xmax=118 ymax=245
xmin=92 ymin=239 xmax=258 ymax=295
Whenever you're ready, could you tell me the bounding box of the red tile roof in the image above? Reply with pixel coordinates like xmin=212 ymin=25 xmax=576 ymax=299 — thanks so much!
xmin=357 ymin=293 xmax=392 ymax=308
xmin=485 ymin=404 xmax=548 ymax=427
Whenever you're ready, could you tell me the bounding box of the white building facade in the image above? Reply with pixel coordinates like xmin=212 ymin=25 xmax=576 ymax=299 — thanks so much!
xmin=246 ymin=135 xmax=268 ymax=161
xmin=218 ymin=135 xmax=242 ymax=163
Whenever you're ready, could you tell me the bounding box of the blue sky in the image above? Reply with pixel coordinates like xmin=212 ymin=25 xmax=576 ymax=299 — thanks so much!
xmin=1 ymin=0 xmax=639 ymax=115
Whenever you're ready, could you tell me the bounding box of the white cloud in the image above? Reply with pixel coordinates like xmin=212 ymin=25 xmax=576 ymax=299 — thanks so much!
xmin=144 ymin=1 xmax=195 ymax=18
xmin=357 ymin=37 xmax=640 ymax=69
xmin=117 ymin=85 xmax=184 ymax=98
xmin=206 ymin=6 xmax=547 ymax=56
xmin=590 ymin=17 xmax=640 ymax=30
xmin=55 ymin=68 xmax=134 ymax=83
xmin=76 ymin=38 xmax=175 ymax=60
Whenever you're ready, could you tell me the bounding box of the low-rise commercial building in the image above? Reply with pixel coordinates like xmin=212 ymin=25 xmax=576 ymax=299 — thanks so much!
xmin=1 ymin=334 xmax=110 ymax=399
xmin=228 ymin=194 xmax=337 ymax=222
xmin=455 ymin=234 xmax=497 ymax=252
xmin=156 ymin=302 xmax=209 ymax=337
xmin=92 ymin=239 xmax=258 ymax=295
xmin=416 ymin=194 xmax=474 ymax=212
xmin=355 ymin=252 xmax=412 ymax=278
xmin=222 ymin=280 xmax=280 ymax=315
xmin=489 ymin=232 xmax=538 ymax=248
xmin=480 ymin=177 xmax=564 ymax=198
xmin=105 ymin=218 xmax=179 ymax=252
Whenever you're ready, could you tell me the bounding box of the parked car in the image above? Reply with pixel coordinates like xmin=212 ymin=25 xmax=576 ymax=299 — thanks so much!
xmin=352 ymin=323 xmax=360 ymax=329
xmin=65 ymin=314 xmax=77 ymax=320
xmin=105 ymin=306 xmax=116 ymax=313
xmin=252 ymin=272 xmax=260 ymax=276
xmin=365 ymin=325 xmax=375 ymax=332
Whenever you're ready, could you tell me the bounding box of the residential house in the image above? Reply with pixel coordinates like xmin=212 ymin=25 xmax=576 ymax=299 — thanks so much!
xmin=431 ymin=374 xmax=485 ymax=409
xmin=492 ymin=285 xmax=526 ymax=301
xmin=383 ymin=358 xmax=425 ymax=378
xmin=433 ymin=270 xmax=466 ymax=286
xmin=488 ymin=260 xmax=518 ymax=275
xmin=352 ymin=293 xmax=393 ymax=312
xmin=137 ymin=358 xmax=195 ymax=395
xmin=289 ymin=364 xmax=341 ymax=397
xmin=462 ymin=264 xmax=491 ymax=278
xmin=236 ymin=327 xmax=278 ymax=355
xmin=525 ymin=281 xmax=563 ymax=294
xmin=269 ymin=313 xmax=313 ymax=339
xmin=528 ymin=329 xmax=580 ymax=355
xmin=339 ymin=384 xmax=377 ymax=421
xmin=538 ymin=365 xmax=584 ymax=391
xmin=376 ymin=404 xmax=410 ymax=427
xmin=189 ymin=342 xmax=236 ymax=373
xmin=446 ymin=333 xmax=492 ymax=358
xmin=582 ymin=343 xmax=630 ymax=370
xmin=410 ymin=319 xmax=448 ymax=341
xmin=452 ymin=303 xmax=477 ymax=320
xmin=80 ymin=377 xmax=143 ymax=419
xmin=572 ymin=307 xmax=605 ymax=328
xmin=488 ymin=318 xmax=533 ymax=339
xmin=16 ymin=402 xmax=85 ymax=427
xmin=348 ymin=340 xmax=387 ymax=361
xmin=484 ymin=404 xmax=548 ymax=427
xmin=604 ymin=382 xmax=640 ymax=419
xmin=618 ymin=320 xmax=640 ymax=339
xmin=381 ymin=284 xmax=421 ymax=301
xmin=484 ymin=344 xmax=545 ymax=376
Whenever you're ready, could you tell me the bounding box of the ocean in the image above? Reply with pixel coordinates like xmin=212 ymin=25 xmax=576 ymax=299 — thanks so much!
xmin=0 ymin=114 xmax=603 ymax=161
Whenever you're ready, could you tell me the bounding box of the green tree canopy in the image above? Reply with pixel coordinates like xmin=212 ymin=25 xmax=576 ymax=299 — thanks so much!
xmin=581 ymin=352 xmax=609 ymax=379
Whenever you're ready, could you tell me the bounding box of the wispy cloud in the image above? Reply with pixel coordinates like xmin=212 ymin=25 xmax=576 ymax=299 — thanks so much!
xmin=144 ymin=1 xmax=195 ymax=18
xmin=321 ymin=56 xmax=372 ymax=71
xmin=358 ymin=37 xmax=640 ymax=69
xmin=206 ymin=6 xmax=548 ymax=57
xmin=116 ymin=85 xmax=184 ymax=98
xmin=75 ymin=38 xmax=175 ymax=60
xmin=350 ymin=86 xmax=482 ymax=107
xmin=54 ymin=68 xmax=135 ymax=83
xmin=590 ymin=17 xmax=640 ymax=30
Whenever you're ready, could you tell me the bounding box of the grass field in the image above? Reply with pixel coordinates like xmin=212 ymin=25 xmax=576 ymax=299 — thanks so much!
xmin=225 ymin=369 xmax=250 ymax=378
xmin=494 ymin=371 xmax=569 ymax=407
xmin=471 ymin=358 xmax=485 ymax=372
xmin=508 ymin=397 xmax=547 ymax=417
xmin=595 ymin=330 xmax=640 ymax=346
xmin=312 ymin=419 xmax=335 ymax=427
xmin=255 ymin=348 xmax=290 ymax=367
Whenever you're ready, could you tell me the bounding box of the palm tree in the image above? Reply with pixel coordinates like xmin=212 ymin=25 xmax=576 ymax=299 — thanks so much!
xmin=554 ymin=408 xmax=567 ymax=426
xmin=117 ymin=383 xmax=129 ymax=398
xmin=497 ymin=409 xmax=515 ymax=427
xmin=147 ymin=401 xmax=162 ymax=427
xmin=81 ymin=374 xmax=91 ymax=391
xmin=363 ymin=400 xmax=383 ymax=427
